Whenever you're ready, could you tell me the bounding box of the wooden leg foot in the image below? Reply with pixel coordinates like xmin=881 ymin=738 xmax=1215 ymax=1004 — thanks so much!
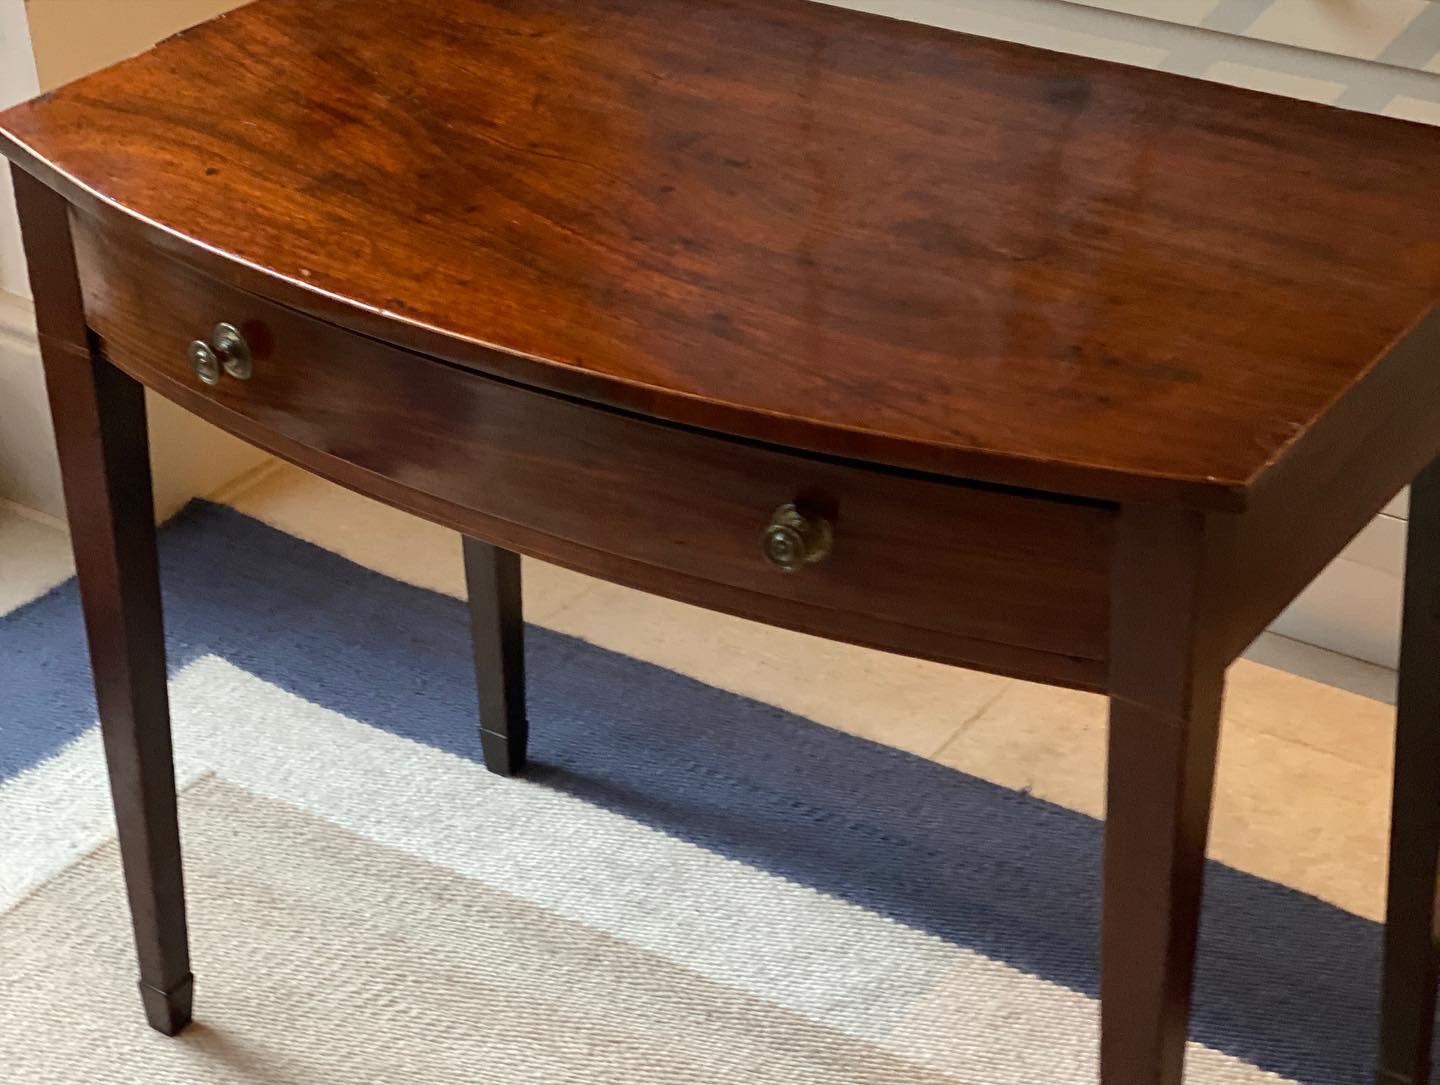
xmin=139 ymin=973 xmax=194 ymax=1035
xmin=1377 ymin=1071 xmax=1428 ymax=1085
xmin=463 ymin=536 xmax=529 ymax=776
xmin=479 ymin=729 xmax=525 ymax=777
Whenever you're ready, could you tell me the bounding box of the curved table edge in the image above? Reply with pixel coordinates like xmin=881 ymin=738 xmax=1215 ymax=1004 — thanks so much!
xmin=2 ymin=144 xmax=1251 ymax=513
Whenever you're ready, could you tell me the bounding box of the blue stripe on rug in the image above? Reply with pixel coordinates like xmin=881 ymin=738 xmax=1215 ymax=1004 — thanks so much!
xmin=0 ymin=500 xmax=1422 ymax=1082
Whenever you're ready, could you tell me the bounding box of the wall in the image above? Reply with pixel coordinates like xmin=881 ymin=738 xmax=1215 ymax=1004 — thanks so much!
xmin=0 ymin=0 xmax=53 ymax=513
xmin=23 ymin=0 xmax=245 ymax=90
xmin=0 ymin=0 xmax=37 ymax=298
xmin=0 ymin=0 xmax=266 ymax=521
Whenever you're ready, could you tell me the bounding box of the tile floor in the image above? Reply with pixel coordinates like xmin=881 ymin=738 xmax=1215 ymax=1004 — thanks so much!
xmin=0 ymin=462 xmax=1403 ymax=923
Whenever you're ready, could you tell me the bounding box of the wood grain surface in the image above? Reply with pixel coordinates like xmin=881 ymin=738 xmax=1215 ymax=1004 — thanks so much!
xmin=3 ymin=0 xmax=1437 ymax=508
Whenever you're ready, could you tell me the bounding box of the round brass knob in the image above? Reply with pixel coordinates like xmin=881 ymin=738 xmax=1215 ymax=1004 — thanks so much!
xmin=762 ymin=503 xmax=833 ymax=572
xmin=187 ymin=339 xmax=221 ymax=385
xmin=212 ymin=322 xmax=253 ymax=380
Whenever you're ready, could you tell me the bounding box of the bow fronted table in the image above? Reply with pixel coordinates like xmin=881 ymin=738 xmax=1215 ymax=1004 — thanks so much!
xmin=4 ymin=1 xmax=1439 ymax=1080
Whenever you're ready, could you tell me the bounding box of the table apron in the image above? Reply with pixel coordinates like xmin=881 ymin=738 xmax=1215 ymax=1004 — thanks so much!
xmin=70 ymin=210 xmax=1116 ymax=690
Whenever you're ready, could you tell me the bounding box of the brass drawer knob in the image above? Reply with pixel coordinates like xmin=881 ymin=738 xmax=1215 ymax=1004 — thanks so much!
xmin=187 ymin=339 xmax=221 ymax=385
xmin=213 ymin=322 xmax=253 ymax=379
xmin=187 ymin=322 xmax=253 ymax=384
xmin=762 ymin=503 xmax=833 ymax=572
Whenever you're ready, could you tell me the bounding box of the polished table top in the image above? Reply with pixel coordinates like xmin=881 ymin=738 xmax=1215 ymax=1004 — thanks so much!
xmin=3 ymin=0 xmax=1437 ymax=510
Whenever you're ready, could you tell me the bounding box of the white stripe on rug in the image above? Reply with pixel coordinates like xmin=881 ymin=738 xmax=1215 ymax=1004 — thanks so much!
xmin=1 ymin=654 xmax=1294 ymax=1083
xmin=0 ymin=729 xmax=210 ymax=905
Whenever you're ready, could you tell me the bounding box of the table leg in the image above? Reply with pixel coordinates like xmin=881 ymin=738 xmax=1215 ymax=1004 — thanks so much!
xmin=462 ymin=536 xmax=528 ymax=775
xmin=1102 ymin=505 xmax=1226 ymax=1084
xmin=13 ymin=167 xmax=193 ymax=1034
xmin=1377 ymin=457 xmax=1440 ymax=1085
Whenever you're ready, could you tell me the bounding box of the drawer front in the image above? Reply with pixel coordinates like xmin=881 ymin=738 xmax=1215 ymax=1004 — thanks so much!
xmin=73 ymin=214 xmax=1115 ymax=683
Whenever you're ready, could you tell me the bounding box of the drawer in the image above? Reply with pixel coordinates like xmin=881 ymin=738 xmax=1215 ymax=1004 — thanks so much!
xmin=72 ymin=213 xmax=1115 ymax=686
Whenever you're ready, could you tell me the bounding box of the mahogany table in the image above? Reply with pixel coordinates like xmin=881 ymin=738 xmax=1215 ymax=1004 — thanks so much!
xmin=4 ymin=1 xmax=1439 ymax=1081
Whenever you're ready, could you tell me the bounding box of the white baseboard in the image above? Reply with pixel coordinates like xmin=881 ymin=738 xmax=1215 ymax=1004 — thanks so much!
xmin=1271 ymin=511 xmax=1406 ymax=670
xmin=0 ymin=290 xmax=65 ymax=519
xmin=0 ymin=285 xmax=34 ymax=338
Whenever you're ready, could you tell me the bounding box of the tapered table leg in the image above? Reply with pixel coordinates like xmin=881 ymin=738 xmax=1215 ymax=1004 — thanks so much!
xmin=1101 ymin=505 xmax=1226 ymax=1085
xmin=1377 ymin=456 xmax=1440 ymax=1085
xmin=14 ymin=167 xmax=192 ymax=1034
xmin=462 ymin=536 xmax=528 ymax=776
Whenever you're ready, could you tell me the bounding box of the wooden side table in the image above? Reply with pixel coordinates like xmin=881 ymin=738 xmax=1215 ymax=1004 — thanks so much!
xmin=3 ymin=0 xmax=1438 ymax=1080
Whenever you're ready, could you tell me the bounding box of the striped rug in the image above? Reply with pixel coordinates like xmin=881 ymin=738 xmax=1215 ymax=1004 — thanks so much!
xmin=0 ymin=501 xmax=1422 ymax=1083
